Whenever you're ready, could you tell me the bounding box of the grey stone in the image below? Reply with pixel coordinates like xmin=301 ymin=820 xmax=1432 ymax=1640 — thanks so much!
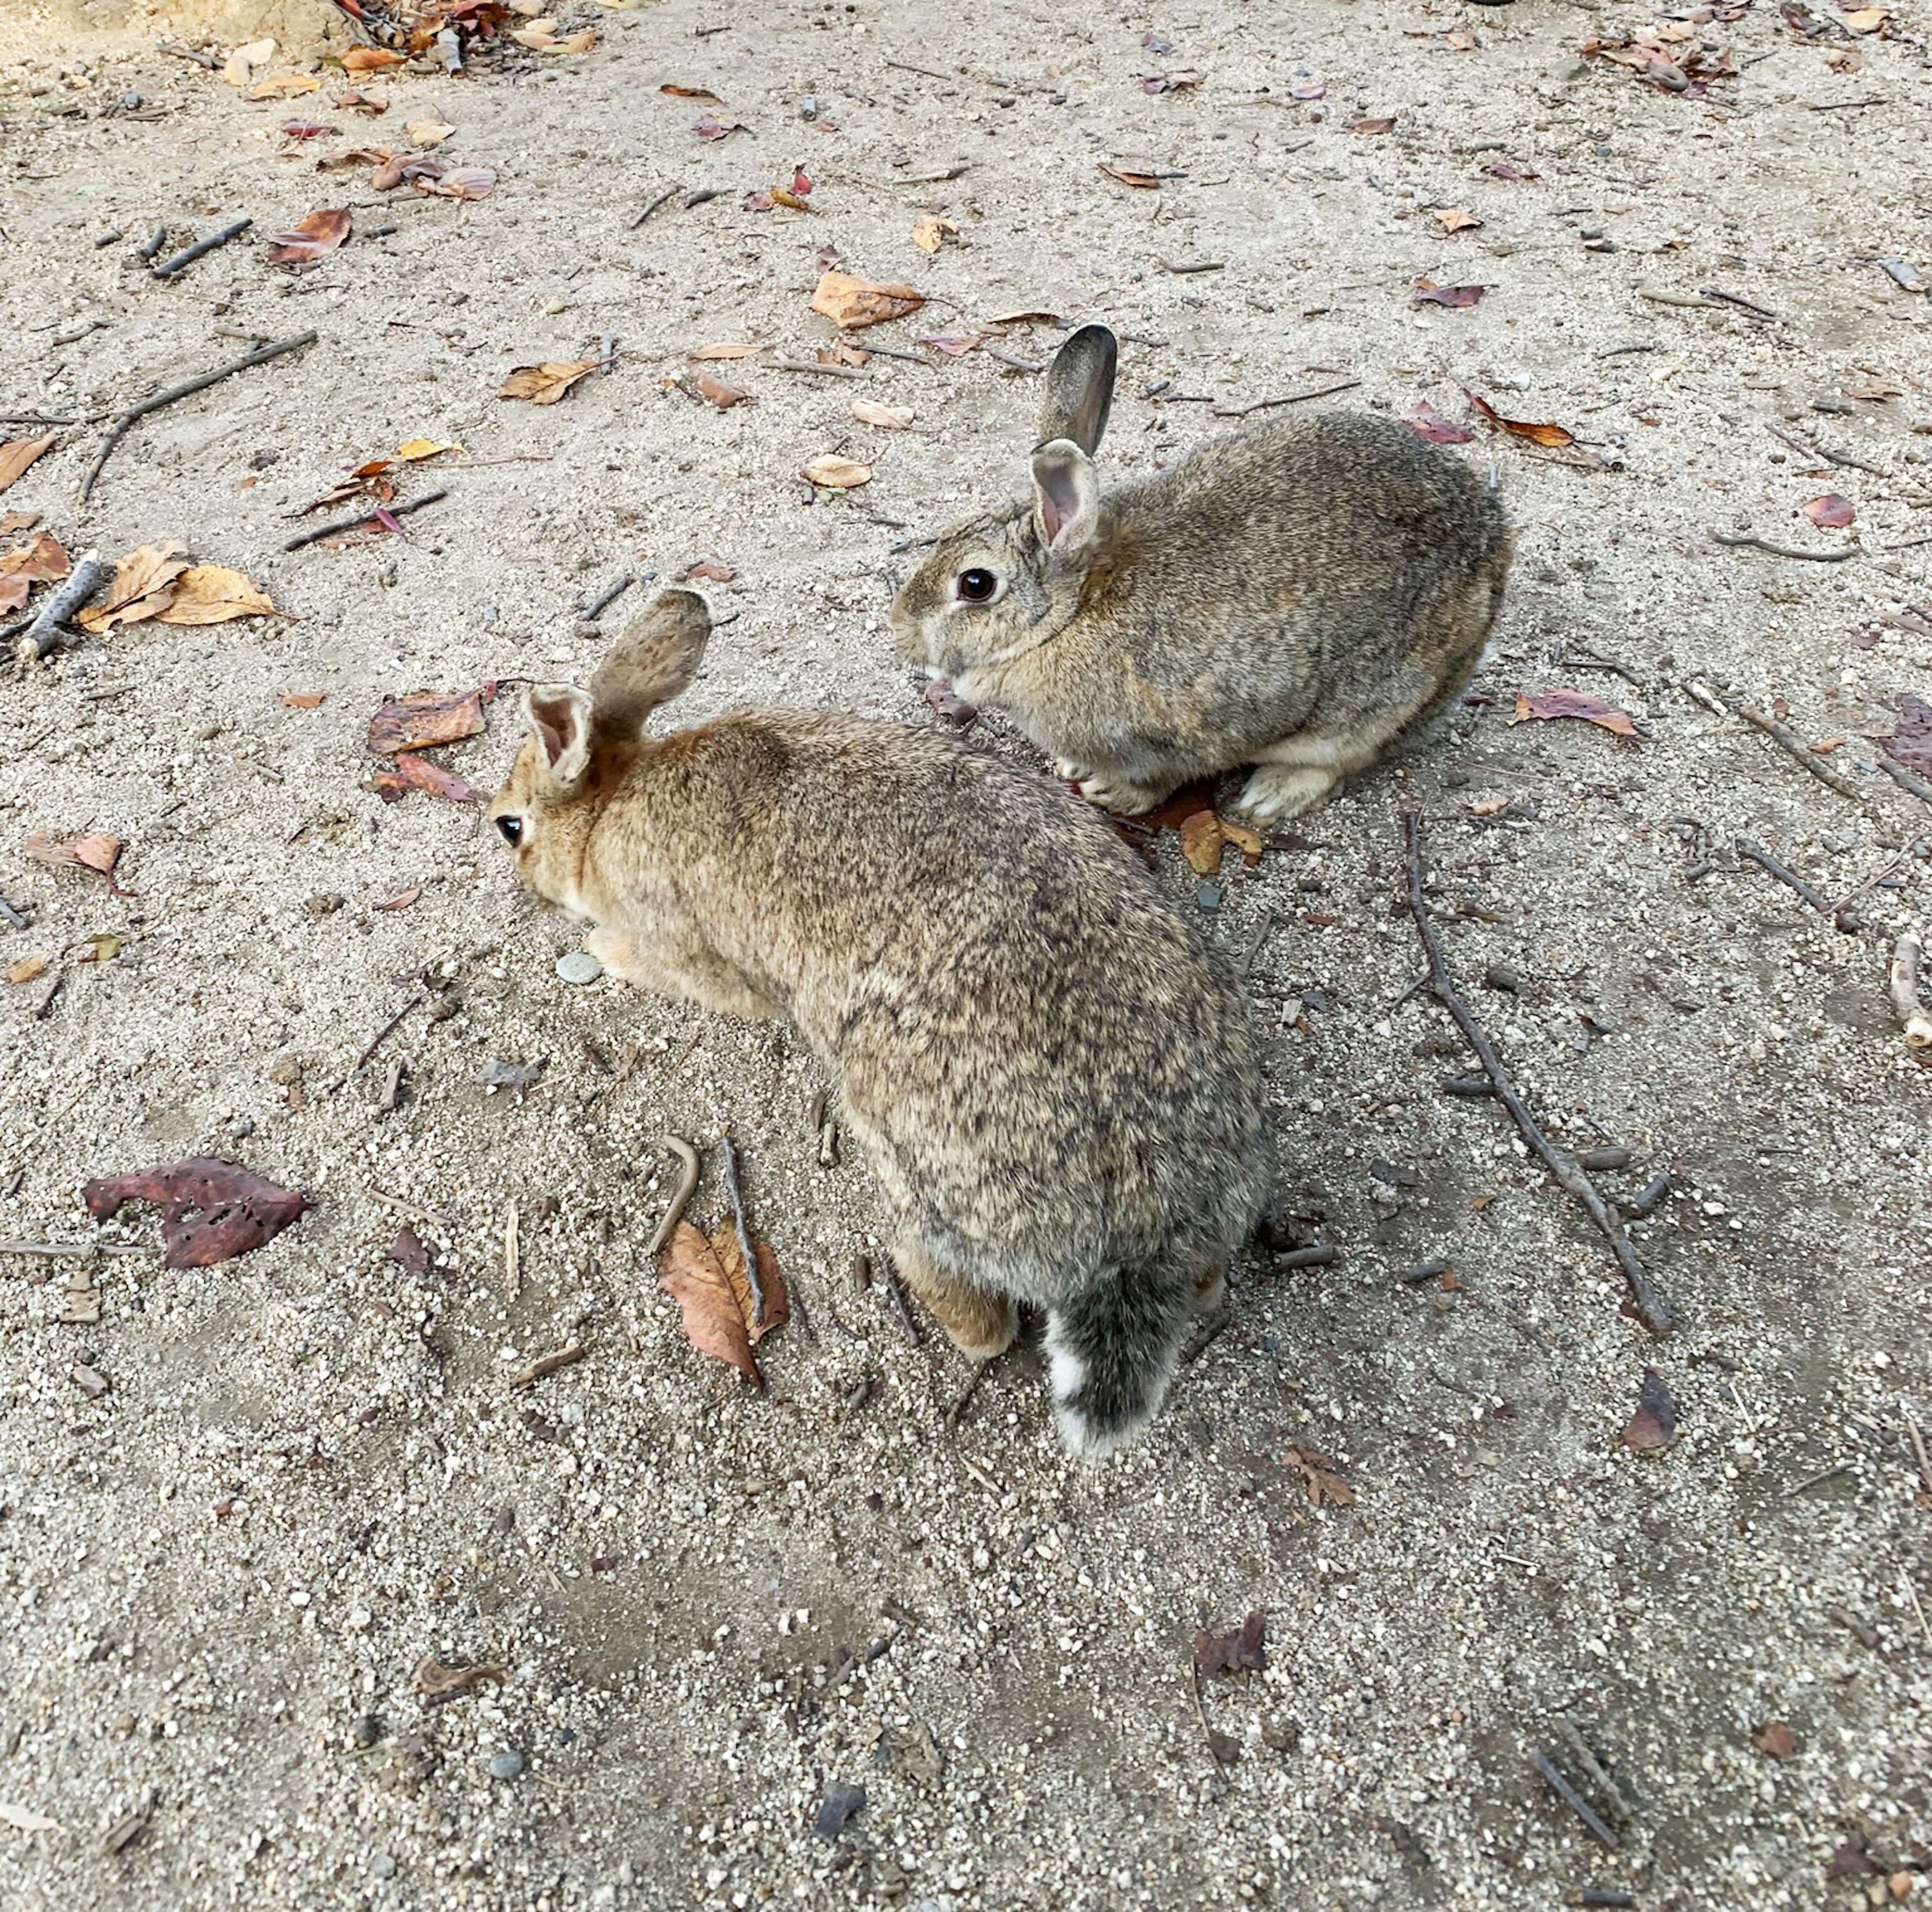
xmin=556 ymin=951 xmax=604 ymax=986
xmin=489 ymin=1749 xmax=525 ymax=1781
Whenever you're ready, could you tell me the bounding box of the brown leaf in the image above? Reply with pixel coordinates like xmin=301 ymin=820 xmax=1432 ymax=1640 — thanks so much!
xmin=499 ymin=361 xmax=598 ymax=404
xmin=248 ymin=72 xmax=323 ymax=99
xmin=690 ymin=342 xmax=763 ymax=360
xmin=1882 ymin=692 xmax=1932 ymax=775
xmin=547 ymin=29 xmax=598 ymax=54
xmin=150 ymin=565 xmax=277 ymax=625
xmin=1414 ymin=281 xmax=1484 ymax=307
xmin=0 ymin=433 xmax=56 ymax=495
xmin=915 ymin=331 xmax=983 ymax=358
xmin=389 ymin=1225 xmax=431 ymax=1275
xmin=1142 ymin=69 xmax=1202 ymax=93
xmin=1100 ymin=158 xmax=1161 ymax=188
xmin=695 ymin=372 xmax=750 ymax=408
xmin=1179 ymin=810 xmax=1227 ymax=875
xmin=1510 ymin=689 xmax=1639 ymax=740
xmin=910 ymin=215 xmax=957 ymax=254
xmin=1622 ymin=1368 xmax=1678 ymax=1454
xmin=988 ymin=307 xmax=1059 ymax=327
xmin=333 ymin=89 xmax=389 ymax=115
xmin=1751 ymin=1720 xmax=1796 ymax=1759
xmin=372 ymin=755 xmax=479 ymax=804
xmin=657 ymin=1219 xmax=788 ymax=1388
xmin=413 ymin=1657 xmax=506 ymax=1699
xmin=1484 ymin=161 xmax=1538 ymax=181
xmin=367 ymin=689 xmax=487 ymax=755
xmin=1467 ymin=393 xmax=1576 ymax=448
xmin=1350 ymin=116 xmax=1396 ymax=134
xmin=692 ymin=116 xmax=746 ymax=141
xmin=6 ymin=953 xmax=48 ymax=985
xmin=419 ymin=167 xmax=497 ymax=201
xmin=1434 ymin=207 xmax=1483 ymax=233
xmin=851 ymin=400 xmax=915 ymax=430
xmin=1284 ymin=1446 xmax=1356 ymax=1507
xmin=367 ymin=149 xmax=432 ymax=190
xmin=809 ymin=270 xmax=926 ymax=330
xmin=1204 ymin=1727 xmax=1241 ymax=1765
xmin=375 ymin=887 xmax=422 ymax=911
xmin=0 ymin=511 xmax=40 ymax=534
xmin=801 ymin=454 xmax=872 ymax=489
xmin=1803 ymin=493 xmax=1855 ymax=528
xmin=23 ymin=832 xmax=125 ymax=890
xmin=280 ymin=690 xmax=326 ymax=709
xmin=75 ymin=540 xmax=192 ymax=633
xmin=1842 ymin=372 xmax=1901 ymax=400
xmin=661 ymin=82 xmax=721 ymax=100
xmin=1193 ymin=1611 xmax=1265 ymax=1677
xmin=83 ymin=1157 xmax=309 ymax=1268
xmin=265 ymin=207 xmax=351 ymax=264
xmin=683 ymin=560 xmax=735 ymax=583
xmin=1404 ymin=401 xmax=1476 ymax=444
xmin=0 ymin=530 xmax=69 ymax=583
xmin=343 ymin=46 xmax=407 ymax=71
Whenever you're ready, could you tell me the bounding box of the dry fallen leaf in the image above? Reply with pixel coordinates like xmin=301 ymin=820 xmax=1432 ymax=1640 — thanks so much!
xmin=76 ymin=540 xmax=192 ymax=632
xmin=1803 ymin=493 xmax=1855 ymax=528
xmin=684 ymin=560 xmax=735 ymax=583
xmin=691 ymin=115 xmax=746 ymax=140
xmin=660 ymin=82 xmax=721 ymax=100
xmin=910 ymin=214 xmax=958 ymax=254
xmin=395 ymin=437 xmax=459 ymax=461
xmin=0 ymin=530 xmax=69 ymax=585
xmin=1100 ymin=158 xmax=1161 ymax=188
xmin=1511 ymin=688 xmax=1639 ymax=740
xmin=547 ymin=28 xmax=598 ymax=53
xmin=84 ymin=1157 xmax=309 ymax=1268
xmin=1434 ymin=207 xmax=1483 ymax=233
xmin=809 ymin=270 xmax=926 ymax=329
xmin=333 ymin=88 xmax=388 ymax=115
xmin=689 ymin=342 xmax=763 ymax=360
xmin=413 ymin=1658 xmax=507 ymax=1699
xmin=6 ymin=954 xmax=48 ymax=986
xmin=1842 ymin=5 xmax=1890 ymax=28
xmin=801 ymin=454 xmax=872 ymax=490
xmin=249 ymin=72 xmax=323 ymax=99
xmin=82 ymin=932 xmax=122 ymax=964
xmin=279 ymin=119 xmax=337 ymax=140
xmin=1194 ymin=1612 xmax=1265 ymax=1677
xmin=1351 ymin=115 xmax=1396 ymax=134
xmin=1404 ymin=400 xmax=1476 ymax=444
xmin=375 ymin=887 xmax=422 ymax=912
xmin=265 ymin=207 xmax=351 ymax=265
xmin=695 ymin=372 xmax=750 ymax=408
xmin=1752 ymin=1720 xmax=1797 ymax=1759
xmin=499 ymin=360 xmax=599 ymax=404
xmin=0 ymin=433 xmax=56 ymax=496
xmin=404 ymin=118 xmax=456 ymax=147
xmin=658 ymin=1219 xmax=788 ymax=1389
xmin=1843 ymin=373 xmax=1902 ymax=400
xmin=851 ymin=400 xmax=914 ymax=430
xmin=367 ymin=687 xmax=486 ymax=755
xmin=1284 ymin=1446 xmax=1356 ymax=1507
xmin=0 ymin=511 xmax=40 ymax=535
xmin=915 ymin=331 xmax=983 ymax=357
xmin=1467 ymin=392 xmax=1576 ymax=449
xmin=1142 ymin=69 xmax=1202 ymax=93
xmin=1883 ymin=692 xmax=1932 ymax=776
xmin=342 ymin=46 xmax=407 ymax=71
xmin=1414 ymin=281 xmax=1484 ymax=308
xmin=23 ymin=831 xmax=124 ymax=887
xmin=1622 ymin=1369 xmax=1679 ymax=1454
xmin=279 ymin=691 xmax=325 ymax=708
xmin=419 ymin=166 xmax=497 ymax=201
xmin=372 ymin=755 xmax=479 ymax=804
xmin=151 ymin=566 xmax=277 ymax=626
xmin=1178 ymin=810 xmax=1226 ymax=875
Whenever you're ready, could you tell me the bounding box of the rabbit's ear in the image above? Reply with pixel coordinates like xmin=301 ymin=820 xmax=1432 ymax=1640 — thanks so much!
xmin=589 ymin=588 xmax=712 ymax=737
xmin=1038 ymin=324 xmax=1116 ymax=456
xmin=525 ymin=683 xmax=595 ymax=792
xmin=1031 ymin=440 xmax=1101 ymax=556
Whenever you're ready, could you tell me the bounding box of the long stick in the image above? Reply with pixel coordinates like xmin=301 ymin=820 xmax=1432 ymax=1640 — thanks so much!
xmin=718 ymin=1128 xmax=764 ymax=1329
xmin=283 ymin=487 xmax=446 ymax=552
xmin=1403 ymin=812 xmax=1675 ymax=1335
xmin=644 ymin=1137 xmax=700 ymax=1255
xmin=78 ymin=330 xmax=317 ymax=503
xmin=15 ymin=549 xmax=107 ymax=663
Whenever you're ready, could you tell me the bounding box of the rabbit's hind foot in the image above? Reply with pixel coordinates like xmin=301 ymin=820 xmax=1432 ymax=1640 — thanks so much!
xmin=893 ymin=1238 xmax=1016 ymax=1361
xmin=1234 ymin=761 xmax=1340 ymax=824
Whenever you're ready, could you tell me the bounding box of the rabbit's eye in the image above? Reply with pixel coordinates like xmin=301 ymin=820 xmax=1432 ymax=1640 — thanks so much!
xmin=955 ymin=568 xmax=998 ymax=604
xmin=496 ymin=816 xmax=524 ymax=848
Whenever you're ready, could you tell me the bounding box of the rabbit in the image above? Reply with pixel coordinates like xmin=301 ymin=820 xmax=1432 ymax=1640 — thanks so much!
xmin=487 ymin=588 xmax=1268 ymax=1456
xmin=889 ymin=323 xmax=1514 ymax=823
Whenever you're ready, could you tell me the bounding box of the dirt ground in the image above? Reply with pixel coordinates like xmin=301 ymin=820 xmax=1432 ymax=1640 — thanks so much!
xmin=2 ymin=0 xmax=1931 ymax=1906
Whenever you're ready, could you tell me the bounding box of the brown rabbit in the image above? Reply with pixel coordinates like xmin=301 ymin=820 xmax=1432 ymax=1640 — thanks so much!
xmin=487 ymin=589 xmax=1267 ymax=1454
xmin=890 ymin=324 xmax=1514 ymax=822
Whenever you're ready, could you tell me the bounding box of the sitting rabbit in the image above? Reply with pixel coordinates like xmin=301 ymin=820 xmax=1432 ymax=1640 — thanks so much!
xmin=488 ymin=589 xmax=1267 ymax=1454
xmin=890 ymin=323 xmax=1513 ymax=821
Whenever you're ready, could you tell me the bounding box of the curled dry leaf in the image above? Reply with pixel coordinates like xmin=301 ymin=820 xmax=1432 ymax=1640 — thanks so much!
xmin=1284 ymin=1445 xmax=1356 ymax=1507
xmin=851 ymin=400 xmax=914 ymax=430
xmin=1434 ymin=207 xmax=1482 ymax=234
xmin=1194 ymin=1611 xmax=1265 ymax=1678
xmin=1177 ymin=810 xmax=1262 ymax=875
xmin=0 ymin=531 xmax=69 ymax=606
xmin=280 ymin=120 xmax=337 ymax=140
xmin=23 ymin=832 xmax=124 ymax=891
xmin=910 ymin=215 xmax=958 ymax=255
xmin=695 ymin=372 xmax=750 ymax=408
xmin=1751 ymin=1720 xmax=1797 ymax=1759
xmin=684 ymin=560 xmax=735 ymax=583
xmin=395 ymin=437 xmax=459 ymax=461
xmin=1843 ymin=373 xmax=1902 ymax=401
xmin=1467 ymin=392 xmax=1576 ymax=448
xmin=342 ymin=46 xmax=407 ymax=71
xmin=419 ymin=167 xmax=497 ymax=200
xmin=915 ymin=331 xmax=983 ymax=358
xmin=367 ymin=687 xmax=486 ymax=755
xmin=76 ymin=540 xmax=192 ymax=632
xmin=809 ymin=270 xmax=926 ymax=329
xmin=83 ymin=1156 xmax=309 ymax=1268
xmin=547 ymin=29 xmax=598 ymax=53
xmin=1511 ymin=688 xmax=1639 ymax=740
xmin=368 ymin=150 xmax=436 ymax=190
xmin=1622 ymin=1368 xmax=1679 ymax=1454
xmin=151 ymin=566 xmax=278 ymax=625
xmin=499 ymin=360 xmax=598 ymax=404
xmin=660 ymin=82 xmax=721 ymax=100
xmin=1414 ymin=281 xmax=1484 ymax=307
xmin=692 ymin=116 xmax=746 ymax=141
xmin=249 ymin=73 xmax=323 ymax=99
xmin=413 ymin=1658 xmax=506 ymax=1699
xmin=1100 ymin=158 xmax=1161 ymax=188
xmin=372 ymin=754 xmax=478 ymax=804
xmin=279 ymin=691 xmax=325 ymax=708
xmin=332 ymin=88 xmax=387 ymax=114
xmin=1404 ymin=401 xmax=1475 ymax=444
xmin=0 ymin=433 xmax=56 ymax=495
xmin=265 ymin=207 xmax=351 ymax=264
xmin=0 ymin=511 xmax=40 ymax=535
xmin=1142 ymin=70 xmax=1202 ymax=93
xmin=657 ymin=1219 xmax=789 ymax=1389
xmin=219 ymin=38 xmax=275 ymax=86
xmin=801 ymin=454 xmax=872 ymax=490
xmin=1350 ymin=115 xmax=1396 ymax=134
xmin=404 ymin=119 xmax=456 ymax=147
xmin=1803 ymin=493 xmax=1855 ymax=529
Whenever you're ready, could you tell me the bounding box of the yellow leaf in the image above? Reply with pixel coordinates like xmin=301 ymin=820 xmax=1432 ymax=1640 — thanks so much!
xmin=404 ymin=119 xmax=456 ymax=147
xmin=1178 ymin=810 xmax=1225 ymax=875
xmin=151 ymin=565 xmax=277 ymax=626
xmin=1220 ymin=819 xmax=1263 ymax=864
xmin=0 ymin=433 xmax=56 ymax=495
xmin=801 ymin=454 xmax=872 ymax=489
xmin=6 ymin=954 xmax=48 ymax=986
xmin=808 ymin=271 xmax=926 ymax=330
xmin=395 ymin=438 xmax=460 ymax=460
xmin=851 ymin=400 xmax=914 ymax=430
xmin=499 ymin=360 xmax=599 ymax=404
xmin=769 ymin=187 xmax=813 ymax=212
xmin=910 ymin=215 xmax=958 ymax=255
xmin=547 ymin=28 xmax=598 ymax=52
xmin=82 ymin=933 xmax=123 ymax=963
xmin=76 ymin=540 xmax=192 ymax=633
xmin=248 ymin=72 xmax=323 ymax=99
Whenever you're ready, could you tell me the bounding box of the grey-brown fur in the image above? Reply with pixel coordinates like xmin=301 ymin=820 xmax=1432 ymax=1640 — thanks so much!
xmin=889 ymin=323 xmax=1515 ymax=822
xmin=488 ymin=589 xmax=1268 ymax=1455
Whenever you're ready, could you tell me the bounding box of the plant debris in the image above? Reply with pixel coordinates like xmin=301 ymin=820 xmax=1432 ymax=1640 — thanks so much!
xmin=83 ymin=1158 xmax=310 ymax=1268
xmin=1194 ymin=1611 xmax=1265 ymax=1677
xmin=1467 ymin=393 xmax=1577 ymax=448
xmin=0 ymin=530 xmax=69 ymax=614
xmin=1404 ymin=401 xmax=1475 ymax=444
xmin=413 ymin=1657 xmax=507 ymax=1700
xmin=0 ymin=433 xmax=56 ymax=495
xmin=1510 ymin=689 xmax=1639 ymax=740
xmin=22 ymin=831 xmax=129 ymax=894
xmin=1283 ymin=1446 xmax=1357 ymax=1507
xmin=694 ymin=372 xmax=750 ymax=408
xmin=1622 ymin=1369 xmax=1679 ymax=1454
xmin=367 ymin=688 xmax=487 ymax=755
xmin=910 ymin=215 xmax=959 ymax=254
xmin=657 ymin=1219 xmax=789 ymax=1389
xmin=809 ymin=271 xmax=926 ymax=329
xmin=265 ymin=208 xmax=351 ymax=264
xmin=1751 ymin=1720 xmax=1797 ymax=1759
xmin=1099 ymin=158 xmax=1161 ymax=188
xmin=1177 ymin=809 xmax=1263 ymax=875
xmin=851 ymin=400 xmax=914 ymax=430
xmin=499 ymin=361 xmax=600 ymax=404
xmin=73 ymin=542 xmax=275 ymax=630
xmin=1884 ymin=694 xmax=1932 ymax=776
xmin=802 ymin=455 xmax=872 ymax=490
xmin=1414 ymin=281 xmax=1483 ymax=308
xmin=1803 ymin=494 xmax=1855 ymax=528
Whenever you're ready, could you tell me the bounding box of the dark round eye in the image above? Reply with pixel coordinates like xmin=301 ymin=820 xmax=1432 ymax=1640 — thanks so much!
xmin=956 ymin=568 xmax=997 ymax=603
xmin=495 ymin=816 xmax=523 ymax=848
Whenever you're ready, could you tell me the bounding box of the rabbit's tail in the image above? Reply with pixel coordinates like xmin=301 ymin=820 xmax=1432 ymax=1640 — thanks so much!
xmin=1045 ymin=1258 xmax=1203 ymax=1456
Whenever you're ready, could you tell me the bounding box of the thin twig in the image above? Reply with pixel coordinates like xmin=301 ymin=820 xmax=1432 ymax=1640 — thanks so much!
xmin=628 ymin=185 xmax=678 ymax=229
xmin=878 ymin=1256 xmax=921 ymax=1345
xmin=1903 ymin=1404 xmax=1932 ymax=1498
xmin=945 ymin=1362 xmax=988 ymax=1426
xmin=503 ymin=1199 xmax=520 ymax=1303
xmin=150 ymin=218 xmax=252 ymax=278
xmin=1273 ymin=1243 xmax=1340 ymax=1270
xmin=1733 ymin=702 xmax=1866 ymax=802
xmin=1528 ymin=1749 xmax=1619 ymax=1851
xmin=1213 ymin=378 xmax=1360 ymax=419
xmin=1711 ymin=530 xmax=1858 ymax=563
xmin=1696 ymin=285 xmax=1779 ymax=320
xmin=1404 ymin=813 xmax=1675 ymax=1335
xmin=645 ymin=1137 xmax=701 ymax=1255
xmin=1878 ymin=756 xmax=1932 ymax=809
xmin=718 ymin=1128 xmax=764 ymax=1330
xmin=1735 ymin=838 xmax=1830 ymax=914
xmin=355 ymin=996 xmax=420 ymax=1070
xmin=768 ymin=356 xmax=867 ymax=381
xmin=78 ymin=330 xmax=316 ymax=503
xmin=284 ymin=488 xmax=448 ymax=552
xmin=576 ymin=573 xmax=633 ymax=621
xmin=1889 ymin=933 xmax=1932 ymax=1048
xmin=366 ymin=1184 xmax=455 ymax=1232
xmin=509 ymin=1343 xmax=585 ymax=1390
xmin=0 ymin=1240 xmax=147 ymax=1258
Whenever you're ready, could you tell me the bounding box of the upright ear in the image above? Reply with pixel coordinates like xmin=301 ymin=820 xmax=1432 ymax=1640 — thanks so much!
xmin=1031 ymin=440 xmax=1102 ymax=558
xmin=588 ymin=588 xmax=712 ymax=739
xmin=1038 ymin=324 xmax=1117 ymax=456
xmin=524 ymin=683 xmax=595 ymax=792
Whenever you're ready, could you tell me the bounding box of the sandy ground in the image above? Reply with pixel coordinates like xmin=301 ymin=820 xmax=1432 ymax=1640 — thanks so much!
xmin=3 ymin=0 xmax=1931 ymax=1907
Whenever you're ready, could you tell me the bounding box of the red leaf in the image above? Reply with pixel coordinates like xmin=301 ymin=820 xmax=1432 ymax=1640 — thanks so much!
xmin=1403 ymin=401 xmax=1475 ymax=445
xmin=372 ymin=754 xmax=478 ymax=804
xmin=1803 ymin=493 xmax=1855 ymax=528
xmin=791 ymin=169 xmax=812 ymax=196
xmin=83 ymin=1157 xmax=309 ymax=1268
xmin=1510 ymin=689 xmax=1639 ymax=740
xmin=693 ymin=117 xmax=744 ymax=141
xmin=1622 ymin=1369 xmax=1679 ymax=1454
xmin=683 ymin=560 xmax=735 ymax=583
xmin=23 ymin=831 xmax=131 ymax=894
xmin=1414 ymin=282 xmax=1484 ymax=308
xmin=280 ymin=120 xmax=339 ymax=139
xmin=1467 ymin=392 xmax=1576 ymax=448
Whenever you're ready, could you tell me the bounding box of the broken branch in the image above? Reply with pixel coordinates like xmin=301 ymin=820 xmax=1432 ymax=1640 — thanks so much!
xmin=150 ymin=218 xmax=253 ymax=279
xmin=1889 ymin=932 xmax=1932 ymax=1049
xmin=15 ymin=548 xmax=107 ymax=664
xmin=283 ymin=488 xmax=447 ymax=552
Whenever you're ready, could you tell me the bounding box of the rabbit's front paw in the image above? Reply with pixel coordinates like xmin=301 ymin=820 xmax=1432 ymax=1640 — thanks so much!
xmin=1235 ymin=763 xmax=1338 ymax=824
xmin=1077 ymin=773 xmax=1165 ymax=816
xmin=1052 ymin=757 xmax=1090 ymax=784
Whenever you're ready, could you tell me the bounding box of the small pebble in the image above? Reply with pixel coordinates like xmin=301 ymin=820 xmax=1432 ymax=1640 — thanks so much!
xmin=1196 ymin=884 xmax=1223 ymax=912
xmin=1580 ymin=1145 xmax=1632 ymax=1172
xmin=352 ymin=1713 xmax=383 ymax=1749
xmin=370 ymin=1851 xmax=397 ymax=1879
xmin=489 ymin=1749 xmax=526 ymax=1781
xmin=556 ymin=951 xmax=604 ymax=986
